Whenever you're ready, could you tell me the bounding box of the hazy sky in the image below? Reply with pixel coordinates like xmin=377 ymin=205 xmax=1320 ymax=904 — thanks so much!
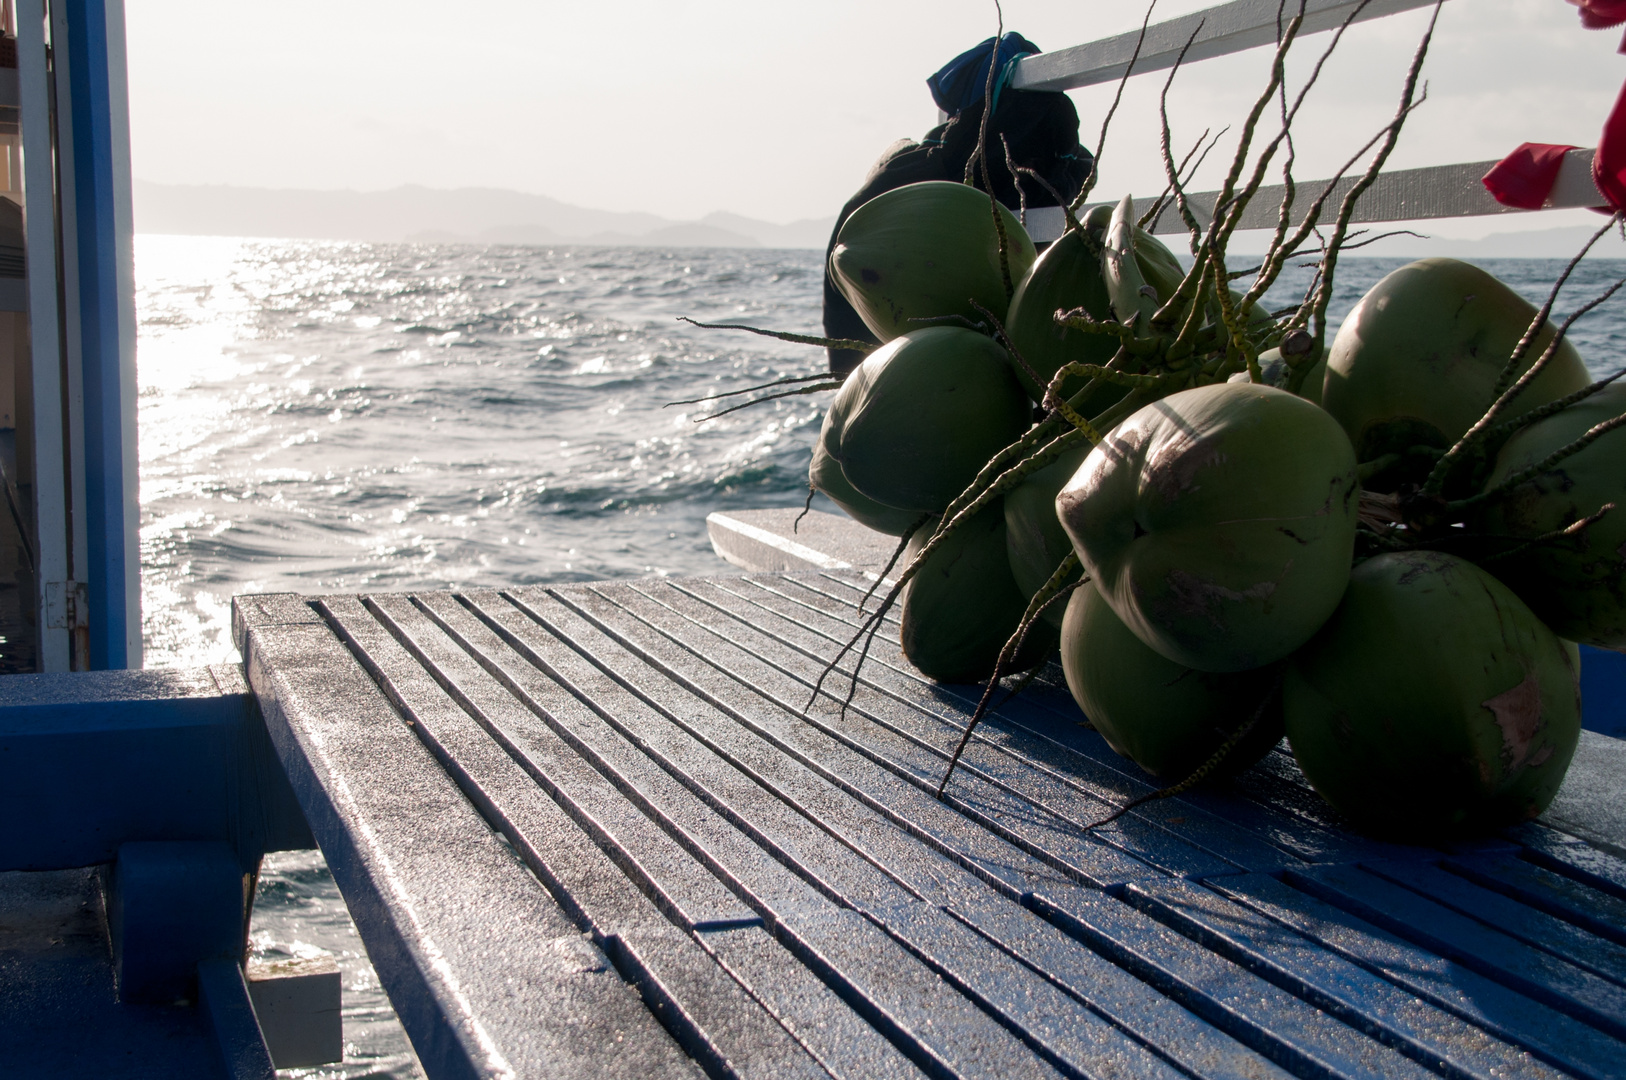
xmin=126 ymin=0 xmax=1624 ymax=234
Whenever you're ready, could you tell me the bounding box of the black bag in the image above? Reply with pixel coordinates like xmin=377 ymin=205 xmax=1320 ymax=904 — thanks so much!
xmin=823 ymin=36 xmax=1094 ymax=375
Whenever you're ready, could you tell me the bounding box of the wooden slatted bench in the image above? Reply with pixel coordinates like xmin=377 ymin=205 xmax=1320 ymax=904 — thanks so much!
xmin=233 ymin=566 xmax=1626 ymax=1080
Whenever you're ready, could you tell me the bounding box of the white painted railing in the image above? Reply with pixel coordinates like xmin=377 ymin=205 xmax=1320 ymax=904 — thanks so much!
xmin=1010 ymin=0 xmax=1608 ymax=241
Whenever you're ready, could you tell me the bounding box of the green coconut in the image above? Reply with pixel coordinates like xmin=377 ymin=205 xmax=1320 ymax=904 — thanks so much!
xmin=1285 ymin=550 xmax=1581 ymax=838
xmin=1004 ymin=230 xmax=1126 ymax=407
xmin=1004 ymin=203 xmax=1192 ymax=407
xmin=1474 ymin=381 xmax=1626 ymax=648
xmin=830 ymin=181 xmax=1037 ymax=342
xmin=832 ymin=326 xmax=1031 ymax=515
xmin=1058 ymin=382 xmax=1360 ymax=673
xmin=812 ymin=360 xmax=924 ymax=535
xmin=809 ymin=437 xmax=921 ymax=537
xmin=1060 ymin=582 xmax=1285 ymax=782
xmin=1004 ymin=445 xmax=1090 ymax=629
xmin=1078 ymin=201 xmax=1186 ymax=304
xmin=1322 ymin=259 xmax=1593 ymax=479
xmin=901 ymin=501 xmax=1057 ymax=683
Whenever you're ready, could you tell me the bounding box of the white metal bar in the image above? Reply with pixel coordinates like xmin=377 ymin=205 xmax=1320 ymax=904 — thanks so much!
xmin=1023 ymin=150 xmax=1607 ymax=242
xmin=1011 ymin=0 xmax=1448 ymax=92
xmin=16 ymin=0 xmax=68 ymax=671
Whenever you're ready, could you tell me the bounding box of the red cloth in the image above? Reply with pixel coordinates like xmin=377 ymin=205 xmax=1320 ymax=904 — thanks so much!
xmin=1568 ymin=0 xmax=1626 ymax=50
xmin=1571 ymin=0 xmax=1626 ymax=29
xmin=1483 ymin=143 xmax=1580 ymax=209
xmin=1595 ymin=78 xmax=1626 ymax=210
xmin=1483 ymin=2 xmax=1626 ymax=213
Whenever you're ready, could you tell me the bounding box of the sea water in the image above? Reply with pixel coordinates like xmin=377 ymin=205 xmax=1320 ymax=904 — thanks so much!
xmin=135 ymin=235 xmax=1626 ymax=1077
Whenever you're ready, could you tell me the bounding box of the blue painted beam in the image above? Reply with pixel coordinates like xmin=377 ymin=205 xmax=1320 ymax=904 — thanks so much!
xmin=198 ymin=959 xmax=276 ymax=1080
xmin=1579 ymin=645 xmax=1626 ymax=738
xmin=109 ymin=841 xmax=246 ymax=1003
xmin=0 ymin=667 xmax=312 ymax=871
xmin=61 ymin=0 xmax=139 ymax=669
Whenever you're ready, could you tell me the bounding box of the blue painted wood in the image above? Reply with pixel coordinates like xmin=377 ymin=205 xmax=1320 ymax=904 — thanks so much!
xmin=197 ymin=959 xmax=275 ymax=1080
xmin=62 ymin=0 xmax=137 ymax=670
xmin=1511 ymin=823 xmax=1626 ymax=899
xmin=685 ymin=576 xmax=1289 ymax=877
xmin=487 ymin=585 xmax=1296 ymax=1080
xmin=1361 ymin=859 xmax=1626 ymax=986
xmin=108 ymin=842 xmax=244 ymax=1003
xmin=1579 ymin=645 xmax=1626 ymax=738
xmin=0 ymin=867 xmax=232 ymax=1079
xmin=231 ymin=575 xmax=1626 ymax=1080
xmin=755 ymin=574 xmax=1425 ymax=870
xmin=1288 ymin=863 xmax=1626 ymax=1040
xmin=235 ymin=599 xmax=704 ymax=1080
xmin=331 ymin=594 xmax=857 ymax=1080
xmin=0 ymin=667 xmax=311 ymax=871
xmin=1207 ymin=872 xmax=1626 ymax=1080
xmin=1125 ymin=877 xmax=1575 ymax=1080
xmin=621 ymin=577 xmax=1214 ymax=885
xmin=370 ymin=590 xmax=1063 ymax=1080
xmin=1029 ymin=885 xmax=1440 ymax=1080
xmin=1444 ymin=854 xmax=1626 ymax=947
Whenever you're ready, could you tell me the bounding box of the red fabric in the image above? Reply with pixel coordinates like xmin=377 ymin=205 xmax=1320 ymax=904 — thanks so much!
xmin=1571 ymin=0 xmax=1626 ymax=29
xmin=1483 ymin=142 xmax=1580 ymax=208
xmin=1490 ymin=3 xmax=1626 ymax=213
xmin=1595 ymin=78 xmax=1626 ymax=210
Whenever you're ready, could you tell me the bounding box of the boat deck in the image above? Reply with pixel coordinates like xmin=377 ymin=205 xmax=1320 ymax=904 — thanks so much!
xmin=235 ymin=559 xmax=1626 ymax=1080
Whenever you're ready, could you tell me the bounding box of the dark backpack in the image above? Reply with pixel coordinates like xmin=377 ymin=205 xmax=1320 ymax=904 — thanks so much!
xmin=823 ymin=36 xmax=1093 ymax=375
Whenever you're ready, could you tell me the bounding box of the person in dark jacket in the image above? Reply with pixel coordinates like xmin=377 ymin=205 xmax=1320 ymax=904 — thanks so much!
xmin=823 ymin=33 xmax=1094 ymax=375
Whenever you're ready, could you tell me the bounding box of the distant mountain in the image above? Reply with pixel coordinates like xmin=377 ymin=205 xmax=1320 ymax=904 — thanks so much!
xmin=133 ymin=181 xmax=836 ymax=250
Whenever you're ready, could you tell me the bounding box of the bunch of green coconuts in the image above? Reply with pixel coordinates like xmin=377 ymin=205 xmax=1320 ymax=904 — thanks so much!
xmin=816 ymin=177 xmax=1620 ymax=839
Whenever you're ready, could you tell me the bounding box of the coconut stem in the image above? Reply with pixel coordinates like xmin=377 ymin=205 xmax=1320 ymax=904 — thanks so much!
xmin=1225 ymin=0 xmax=1371 ymax=310
xmin=1483 ymin=370 xmax=1626 ymax=448
xmin=794 ymin=486 xmax=815 ymax=533
xmin=1423 ymin=271 xmax=1626 ymax=497
xmin=666 ymin=371 xmax=842 ymax=407
xmin=1014 ymin=163 xmax=1084 ymax=235
xmin=1142 ymin=126 xmax=1224 ymax=236
xmin=1199 ymin=0 xmax=1309 ymax=278
xmin=804 ymin=587 xmax=899 ymax=715
xmin=1000 ymin=133 xmax=1028 ymax=227
xmin=970 ymin=298 xmax=1048 ymax=395
xmin=856 ymin=514 xmax=931 ymax=614
xmin=691 ymin=382 xmax=844 ymax=422
xmin=1475 ymin=502 xmax=1616 ymax=566
xmin=969 ymin=2 xmax=1017 ymax=301
xmin=1488 ymin=214 xmax=1620 ymax=405
xmin=807 ymin=426 xmax=1097 ymax=714
xmin=1308 ymin=6 xmax=1439 ymax=357
xmin=677 ymin=316 xmax=876 ymax=354
xmin=1054 ymin=306 xmax=1138 ymax=340
xmin=1156 ymin=22 xmax=1211 ymax=253
xmin=937 ymin=553 xmax=1085 ymax=797
xmin=1451 ymin=409 xmax=1626 ymax=512
xmin=1071 ymin=0 xmax=1156 ymax=212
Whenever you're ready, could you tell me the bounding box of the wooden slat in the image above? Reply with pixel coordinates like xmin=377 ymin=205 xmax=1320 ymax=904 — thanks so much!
xmin=234 ymin=594 xmax=703 ymax=1080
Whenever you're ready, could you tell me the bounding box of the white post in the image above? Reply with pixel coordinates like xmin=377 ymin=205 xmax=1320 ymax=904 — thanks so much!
xmin=15 ymin=0 xmax=68 ymax=670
